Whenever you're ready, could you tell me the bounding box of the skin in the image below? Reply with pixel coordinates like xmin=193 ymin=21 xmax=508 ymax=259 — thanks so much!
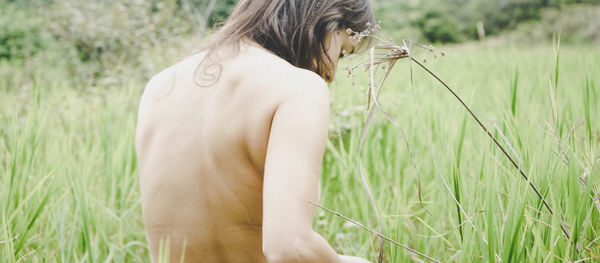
xmin=136 ymin=30 xmax=370 ymax=263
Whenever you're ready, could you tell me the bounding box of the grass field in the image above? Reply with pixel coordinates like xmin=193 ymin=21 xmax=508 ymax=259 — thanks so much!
xmin=1 ymin=42 xmax=599 ymax=262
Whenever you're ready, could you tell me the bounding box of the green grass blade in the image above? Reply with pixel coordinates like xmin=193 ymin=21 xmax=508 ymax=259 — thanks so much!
xmin=511 ymin=67 xmax=519 ymax=117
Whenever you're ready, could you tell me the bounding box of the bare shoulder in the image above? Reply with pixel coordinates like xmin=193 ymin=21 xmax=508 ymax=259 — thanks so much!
xmin=145 ymin=65 xmax=175 ymax=91
xmin=139 ymin=66 xmax=176 ymax=110
xmin=238 ymin=47 xmax=330 ymax=105
xmin=280 ymin=68 xmax=329 ymax=100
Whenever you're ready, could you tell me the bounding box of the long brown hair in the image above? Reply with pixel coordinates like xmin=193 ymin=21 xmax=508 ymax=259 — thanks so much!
xmin=195 ymin=0 xmax=375 ymax=84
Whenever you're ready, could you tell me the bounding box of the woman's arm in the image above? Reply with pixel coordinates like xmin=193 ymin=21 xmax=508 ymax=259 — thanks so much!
xmin=262 ymin=74 xmax=371 ymax=263
xmin=261 ymin=76 xmax=341 ymax=262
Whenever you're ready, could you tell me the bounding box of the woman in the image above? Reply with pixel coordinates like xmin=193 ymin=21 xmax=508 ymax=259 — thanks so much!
xmin=136 ymin=0 xmax=375 ymax=262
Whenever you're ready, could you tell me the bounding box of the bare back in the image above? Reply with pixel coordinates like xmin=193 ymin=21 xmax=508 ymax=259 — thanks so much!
xmin=136 ymin=44 xmax=326 ymax=262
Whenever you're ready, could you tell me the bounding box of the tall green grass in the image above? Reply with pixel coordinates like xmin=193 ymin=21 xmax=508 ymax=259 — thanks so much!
xmin=1 ymin=43 xmax=599 ymax=262
xmin=323 ymin=43 xmax=600 ymax=262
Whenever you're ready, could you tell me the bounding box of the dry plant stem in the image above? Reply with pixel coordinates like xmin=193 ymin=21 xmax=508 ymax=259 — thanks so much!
xmin=401 ymin=40 xmax=428 ymax=214
xmin=356 ymin=43 xmax=433 ymax=261
xmin=409 ymin=58 xmax=572 ymax=240
xmin=357 ymin=75 xmax=386 ymax=263
xmin=355 ymin=44 xmax=410 ymax=263
xmin=403 ymin=40 xmax=419 ymax=116
xmin=309 ymin=201 xmax=442 ymax=263
xmin=357 ymin=44 xmax=424 ymax=263
xmin=367 ymin=46 xmax=429 ymax=216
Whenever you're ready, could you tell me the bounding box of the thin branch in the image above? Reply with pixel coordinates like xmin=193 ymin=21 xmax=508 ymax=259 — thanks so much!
xmin=309 ymin=201 xmax=441 ymax=263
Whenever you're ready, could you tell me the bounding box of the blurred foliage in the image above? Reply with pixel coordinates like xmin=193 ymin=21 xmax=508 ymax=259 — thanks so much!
xmin=0 ymin=0 xmax=598 ymax=86
xmin=44 ymin=0 xmax=192 ymax=72
xmin=506 ymin=4 xmax=600 ymax=43
xmin=413 ymin=8 xmax=464 ymax=43
xmin=374 ymin=0 xmax=600 ymax=43
xmin=0 ymin=2 xmax=52 ymax=61
xmin=207 ymin=0 xmax=238 ymax=26
xmin=0 ymin=0 xmax=206 ymax=85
